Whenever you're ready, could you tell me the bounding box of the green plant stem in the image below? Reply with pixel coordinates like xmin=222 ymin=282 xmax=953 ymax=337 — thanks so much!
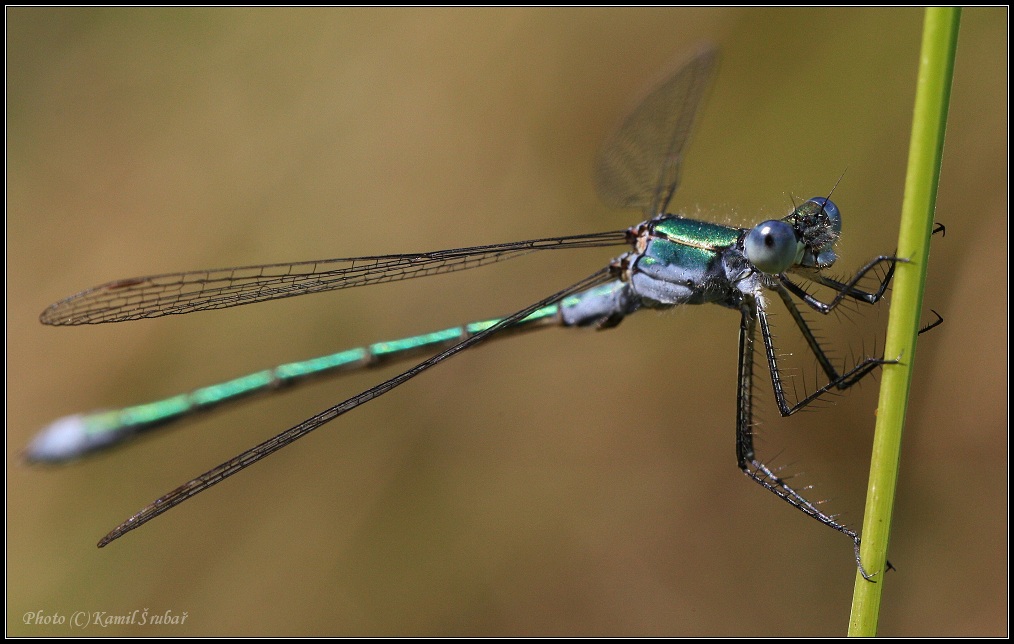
xmin=848 ymin=7 xmax=960 ymax=636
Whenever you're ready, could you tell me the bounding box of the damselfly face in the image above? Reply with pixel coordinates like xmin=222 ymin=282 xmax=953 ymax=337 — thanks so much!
xmin=785 ymin=197 xmax=842 ymax=270
xmin=743 ymin=197 xmax=842 ymax=275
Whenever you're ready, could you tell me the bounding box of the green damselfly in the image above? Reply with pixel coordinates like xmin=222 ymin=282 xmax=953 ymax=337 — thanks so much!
xmin=28 ymin=47 xmax=903 ymax=578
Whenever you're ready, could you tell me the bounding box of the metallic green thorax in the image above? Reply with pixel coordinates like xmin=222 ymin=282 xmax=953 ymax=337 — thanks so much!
xmin=652 ymin=215 xmax=741 ymax=250
xmin=639 ymin=216 xmax=741 ymax=270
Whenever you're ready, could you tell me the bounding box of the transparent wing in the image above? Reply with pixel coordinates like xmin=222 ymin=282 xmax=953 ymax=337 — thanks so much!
xmin=40 ymin=231 xmax=627 ymax=325
xmin=96 ymin=267 xmax=614 ymax=547
xmin=594 ymin=45 xmax=718 ymax=218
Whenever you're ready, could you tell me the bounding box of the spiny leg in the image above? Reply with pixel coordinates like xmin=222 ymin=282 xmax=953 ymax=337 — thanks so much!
xmin=783 ymin=255 xmax=899 ymax=313
xmin=736 ymin=296 xmax=878 ymax=581
xmin=919 ymin=310 xmax=944 ymax=335
xmin=736 ymin=233 xmax=946 ymax=576
xmin=784 ymin=217 xmax=946 ymax=315
xmin=764 ymin=284 xmax=895 ymax=413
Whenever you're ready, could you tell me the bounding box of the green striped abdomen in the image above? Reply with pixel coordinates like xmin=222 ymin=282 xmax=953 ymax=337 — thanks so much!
xmin=26 ymin=281 xmax=626 ymax=463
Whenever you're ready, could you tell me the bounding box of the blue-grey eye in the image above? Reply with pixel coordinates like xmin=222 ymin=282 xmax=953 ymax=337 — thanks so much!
xmin=745 ymin=220 xmax=797 ymax=274
xmin=808 ymin=197 xmax=842 ymax=235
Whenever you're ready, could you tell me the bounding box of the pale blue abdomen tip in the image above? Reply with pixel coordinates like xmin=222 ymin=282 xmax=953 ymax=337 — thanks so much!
xmin=25 ymin=415 xmax=96 ymax=463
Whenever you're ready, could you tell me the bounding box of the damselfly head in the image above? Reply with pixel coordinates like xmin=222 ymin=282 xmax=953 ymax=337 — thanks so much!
xmin=784 ymin=197 xmax=842 ymax=269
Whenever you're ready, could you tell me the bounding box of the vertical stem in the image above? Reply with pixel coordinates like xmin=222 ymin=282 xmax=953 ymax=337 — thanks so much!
xmin=848 ymin=7 xmax=960 ymax=636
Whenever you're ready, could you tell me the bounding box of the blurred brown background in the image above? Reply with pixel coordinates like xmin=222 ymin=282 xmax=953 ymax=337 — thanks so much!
xmin=7 ymin=8 xmax=1006 ymax=636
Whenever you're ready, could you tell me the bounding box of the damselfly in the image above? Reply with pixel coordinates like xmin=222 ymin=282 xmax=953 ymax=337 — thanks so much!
xmin=28 ymin=46 xmax=900 ymax=578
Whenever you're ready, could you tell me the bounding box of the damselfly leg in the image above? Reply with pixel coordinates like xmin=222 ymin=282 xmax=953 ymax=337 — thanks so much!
xmin=737 ymin=255 xmax=900 ymax=580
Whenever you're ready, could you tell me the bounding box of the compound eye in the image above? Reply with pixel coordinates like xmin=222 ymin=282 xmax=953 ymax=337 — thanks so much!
xmin=745 ymin=220 xmax=797 ymax=274
xmin=808 ymin=197 xmax=842 ymax=235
